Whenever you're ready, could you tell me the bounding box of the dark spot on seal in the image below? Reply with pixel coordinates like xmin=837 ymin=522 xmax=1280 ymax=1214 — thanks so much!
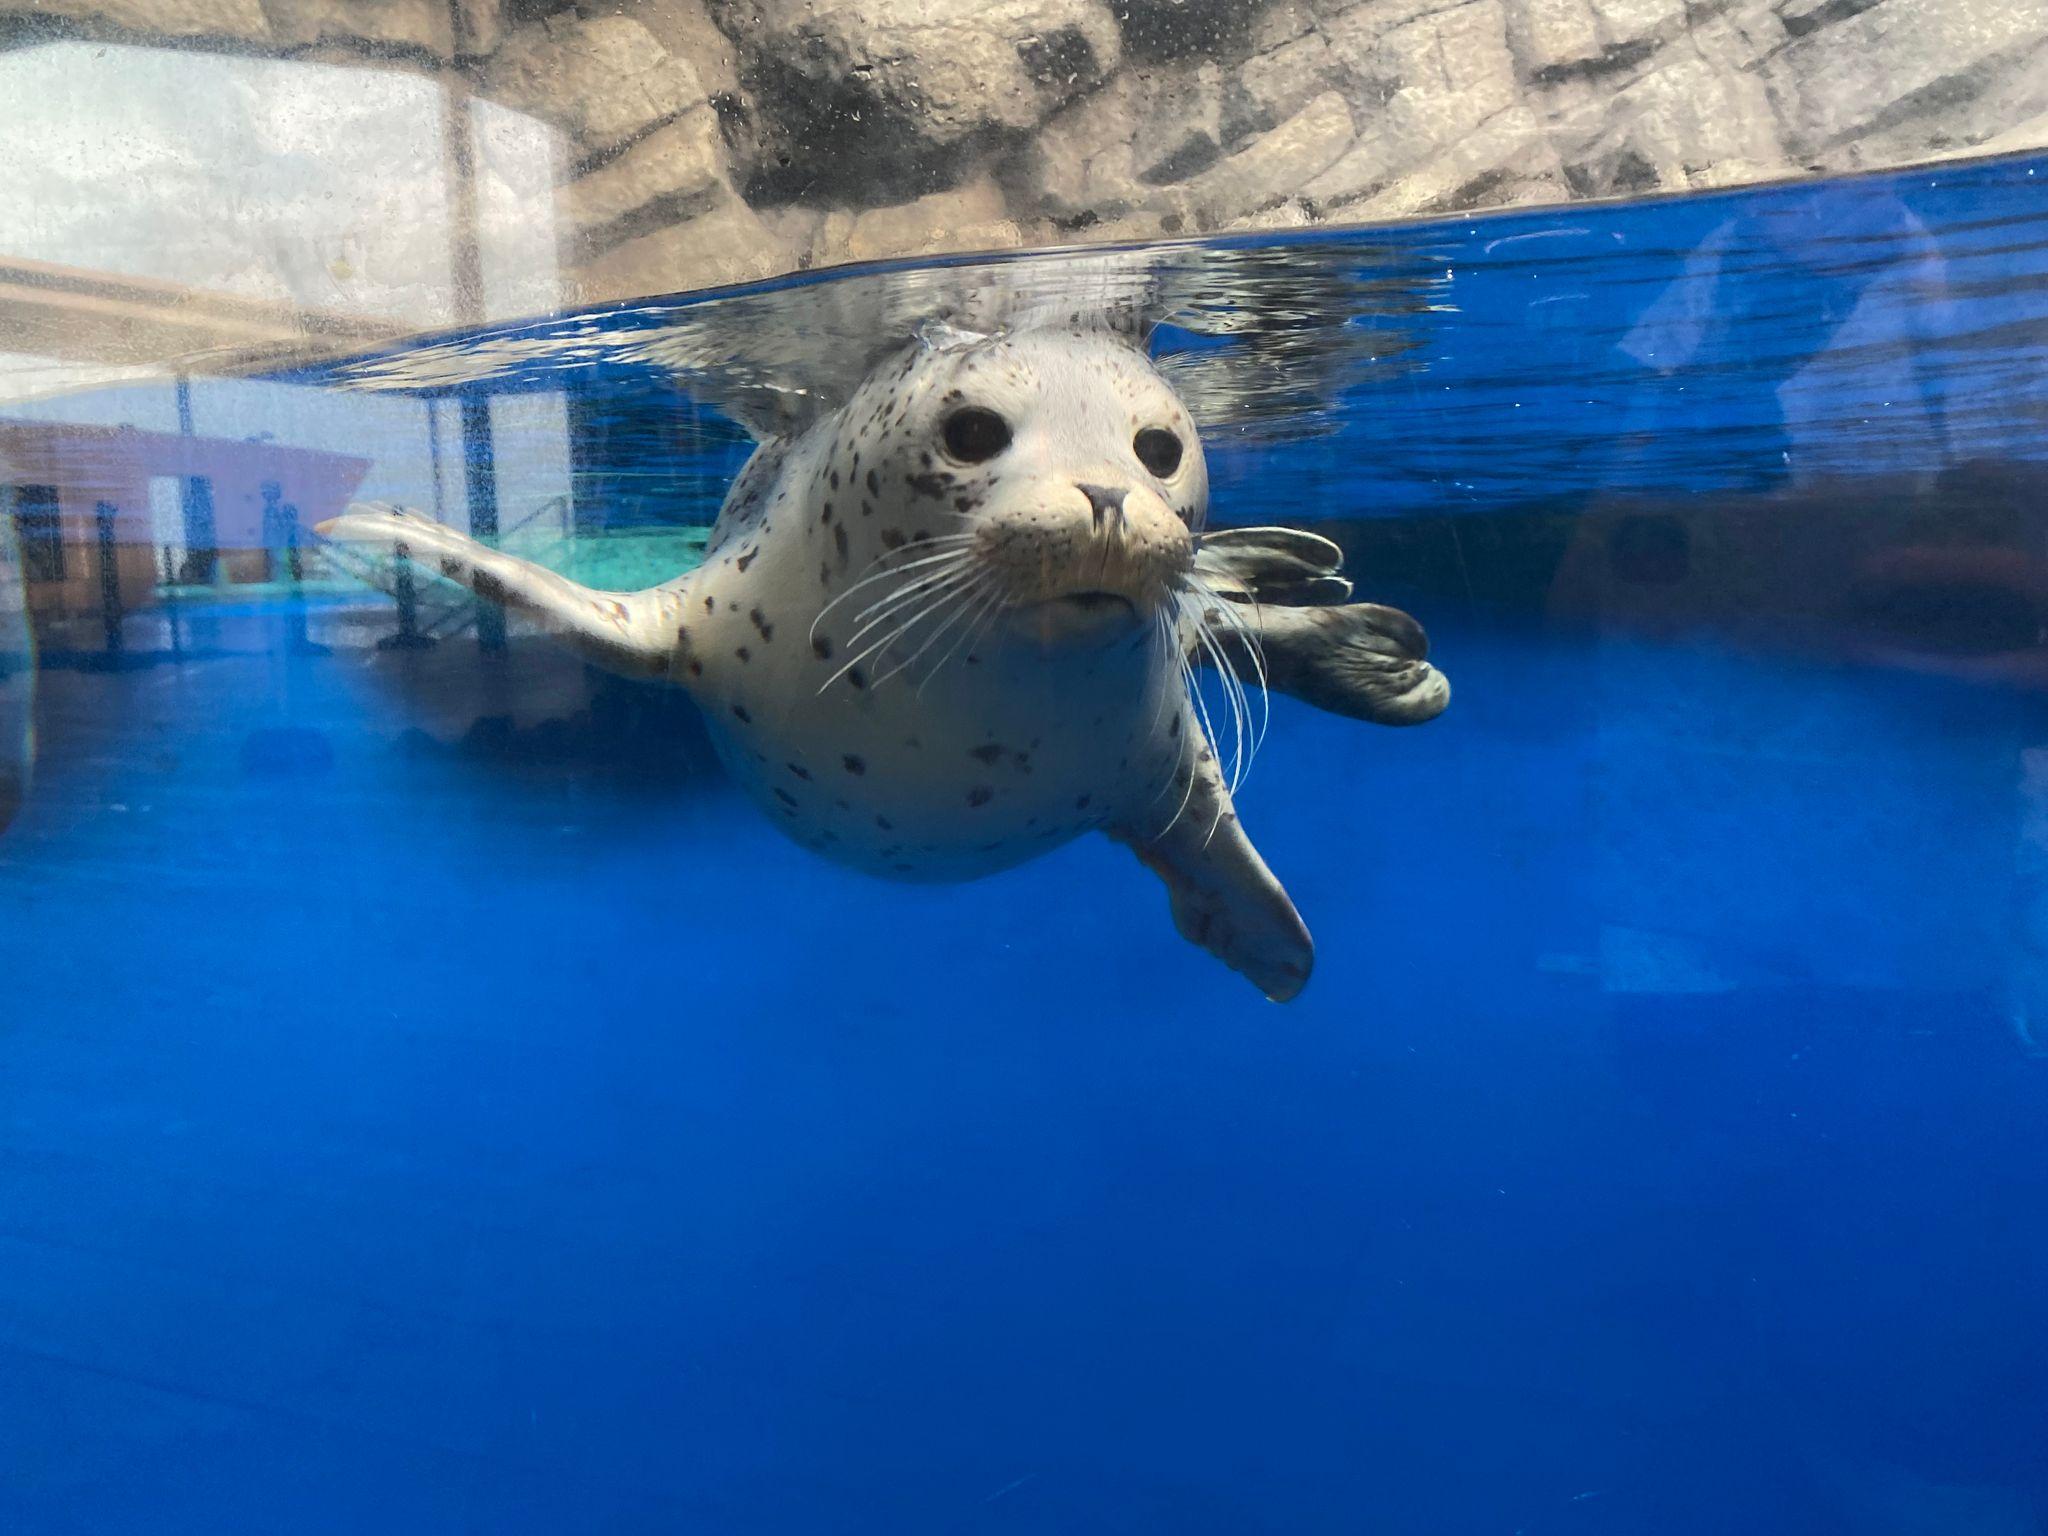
xmin=906 ymin=471 xmax=949 ymax=499
xmin=686 ymin=659 xmax=703 ymax=677
xmin=1169 ymin=716 xmax=1182 ymax=738
xmin=875 ymin=815 xmax=893 ymax=830
xmin=774 ymin=788 xmax=798 ymax=808
xmin=880 ymin=528 xmax=907 ymax=550
xmin=812 ymin=635 xmax=834 ymax=659
xmin=749 ymin=607 xmax=773 ymax=641
xmin=953 ymin=496 xmax=974 ymax=512
xmin=787 ymin=763 xmax=811 ymax=780
xmin=893 ymin=862 xmax=916 ymax=873
xmin=820 ymin=503 xmax=834 ymax=525
xmin=736 ymin=549 xmax=757 ymax=572
xmin=735 ymin=646 xmax=751 ymax=662
xmin=1075 ymin=794 xmax=1091 ymax=809
xmin=830 ymin=469 xmax=840 ymax=489
xmin=731 ymin=704 xmax=751 ymax=723
xmin=833 ymin=525 xmax=849 ymax=562
xmin=704 ymin=595 xmax=714 ymax=613
xmin=848 ymin=668 xmax=867 ymax=690
xmin=866 ymin=469 xmax=880 ymax=494
xmin=967 ymin=786 xmax=993 ymax=808
xmin=843 ymin=754 xmax=866 ymax=775
xmin=969 ymin=744 xmax=1004 ymax=765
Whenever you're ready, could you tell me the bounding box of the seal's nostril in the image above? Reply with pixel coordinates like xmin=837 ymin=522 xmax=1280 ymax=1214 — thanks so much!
xmin=1078 ymin=483 xmax=1126 ymax=528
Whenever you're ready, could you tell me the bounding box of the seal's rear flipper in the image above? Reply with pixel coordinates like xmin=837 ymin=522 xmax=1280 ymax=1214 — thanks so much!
xmin=317 ymin=503 xmax=682 ymax=681
xmin=1111 ymin=727 xmax=1313 ymax=1002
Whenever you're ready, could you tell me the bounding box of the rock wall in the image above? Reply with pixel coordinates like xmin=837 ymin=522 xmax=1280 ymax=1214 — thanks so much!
xmin=7 ymin=0 xmax=2047 ymax=313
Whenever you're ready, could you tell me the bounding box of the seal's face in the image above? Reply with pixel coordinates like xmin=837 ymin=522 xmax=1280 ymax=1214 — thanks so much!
xmin=848 ymin=330 xmax=1206 ymax=647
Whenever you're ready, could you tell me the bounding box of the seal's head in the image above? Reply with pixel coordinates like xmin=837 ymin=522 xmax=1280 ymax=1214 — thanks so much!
xmin=839 ymin=328 xmax=1206 ymax=645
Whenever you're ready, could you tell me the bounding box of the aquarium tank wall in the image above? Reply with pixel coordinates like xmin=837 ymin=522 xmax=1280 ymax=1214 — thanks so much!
xmin=1 ymin=0 xmax=2046 ymax=1532
xmin=1 ymin=0 xmax=2042 ymax=356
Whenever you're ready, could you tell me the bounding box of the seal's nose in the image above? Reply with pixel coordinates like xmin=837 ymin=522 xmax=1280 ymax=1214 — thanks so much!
xmin=1078 ymin=483 xmax=1127 ymax=529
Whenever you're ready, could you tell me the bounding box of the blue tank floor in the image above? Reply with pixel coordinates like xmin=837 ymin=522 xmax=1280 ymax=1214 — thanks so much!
xmin=0 ymin=597 xmax=2042 ymax=1534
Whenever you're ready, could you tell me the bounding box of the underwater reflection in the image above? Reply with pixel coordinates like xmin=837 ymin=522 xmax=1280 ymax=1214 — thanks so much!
xmin=294 ymin=236 xmax=1444 ymax=444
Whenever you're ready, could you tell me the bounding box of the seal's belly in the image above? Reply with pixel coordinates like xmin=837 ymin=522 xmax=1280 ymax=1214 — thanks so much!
xmin=700 ymin=634 xmax=1179 ymax=880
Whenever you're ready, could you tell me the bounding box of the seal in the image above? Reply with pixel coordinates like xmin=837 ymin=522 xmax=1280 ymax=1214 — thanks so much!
xmin=319 ymin=325 xmax=1448 ymax=1000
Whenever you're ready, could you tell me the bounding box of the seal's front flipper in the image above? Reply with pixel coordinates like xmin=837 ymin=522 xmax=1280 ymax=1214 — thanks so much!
xmin=1199 ymin=599 xmax=1450 ymax=727
xmin=1194 ymin=526 xmax=1353 ymax=607
xmin=1111 ymin=727 xmax=1313 ymax=1002
xmin=317 ymin=503 xmax=679 ymax=680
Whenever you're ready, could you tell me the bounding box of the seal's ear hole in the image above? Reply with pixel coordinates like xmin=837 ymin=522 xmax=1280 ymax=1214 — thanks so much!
xmin=1135 ymin=427 xmax=1183 ymax=478
xmin=942 ymin=407 xmax=1011 ymax=464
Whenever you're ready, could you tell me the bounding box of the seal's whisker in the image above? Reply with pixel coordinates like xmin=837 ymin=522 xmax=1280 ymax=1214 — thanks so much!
xmin=912 ymin=582 xmax=1006 ymax=694
xmin=1155 ymin=682 xmax=1203 ymax=841
xmin=1190 ymin=576 xmax=1270 ymax=761
xmin=1146 ymin=609 xmax=1181 ymax=738
xmin=1180 ymin=577 xmax=1268 ymax=797
xmin=807 ymin=540 xmax=978 ymax=639
xmin=823 ymin=572 xmax=982 ymax=691
xmin=847 ymin=562 xmax=986 ymax=669
xmin=909 ymin=584 xmax=994 ymax=696
xmin=838 ymin=559 xmax=977 ymax=643
xmin=871 ymin=577 xmax=993 ymax=691
xmin=1210 ymin=622 xmax=1254 ymax=796
xmin=1190 ymin=619 xmax=1246 ymax=800
xmin=849 ymin=555 xmax=977 ymax=628
xmin=1202 ymin=619 xmax=1252 ymax=802
xmin=1192 ymin=626 xmax=1249 ymax=836
xmin=924 ymin=584 xmax=1011 ymax=695
xmin=1183 ymin=644 xmax=1226 ymax=799
xmin=1141 ymin=609 xmax=1202 ymax=821
xmin=1169 ymin=592 xmax=1233 ymax=792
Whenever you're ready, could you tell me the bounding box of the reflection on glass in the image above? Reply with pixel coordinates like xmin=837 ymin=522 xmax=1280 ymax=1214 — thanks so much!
xmin=0 ymin=41 xmax=560 ymax=392
xmin=0 ymin=475 xmax=30 ymax=833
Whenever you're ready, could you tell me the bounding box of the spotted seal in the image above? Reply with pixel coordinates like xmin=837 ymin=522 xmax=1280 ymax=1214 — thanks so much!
xmin=319 ymin=325 xmax=1447 ymax=1000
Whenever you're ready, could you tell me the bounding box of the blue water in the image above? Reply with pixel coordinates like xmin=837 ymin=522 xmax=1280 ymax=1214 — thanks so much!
xmin=2 ymin=155 xmax=2045 ymax=1533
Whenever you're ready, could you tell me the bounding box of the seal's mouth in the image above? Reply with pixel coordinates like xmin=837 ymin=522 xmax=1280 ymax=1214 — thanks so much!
xmin=1055 ymin=590 xmax=1138 ymax=617
xmin=1006 ymin=589 xmax=1144 ymax=647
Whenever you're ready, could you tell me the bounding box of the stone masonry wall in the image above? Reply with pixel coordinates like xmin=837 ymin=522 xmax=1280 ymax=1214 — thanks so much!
xmin=9 ymin=0 xmax=2048 ymax=313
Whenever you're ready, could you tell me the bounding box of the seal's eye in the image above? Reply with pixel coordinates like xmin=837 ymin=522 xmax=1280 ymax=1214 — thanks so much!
xmin=942 ymin=407 xmax=1011 ymax=464
xmin=1135 ymin=427 xmax=1183 ymax=478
